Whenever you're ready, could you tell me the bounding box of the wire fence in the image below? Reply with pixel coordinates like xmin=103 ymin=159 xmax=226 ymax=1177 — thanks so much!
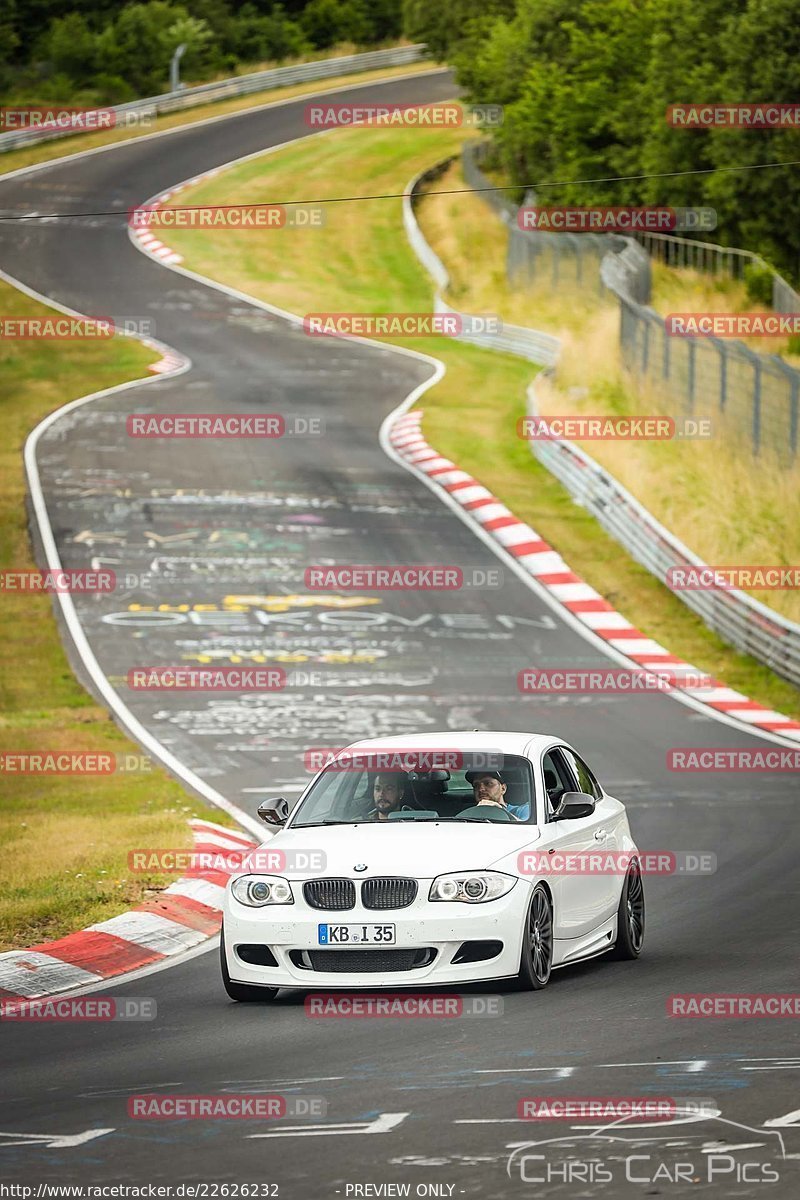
xmin=0 ymin=45 xmax=429 ymax=153
xmin=462 ymin=142 xmax=800 ymax=465
xmin=404 ymin=153 xmax=800 ymax=688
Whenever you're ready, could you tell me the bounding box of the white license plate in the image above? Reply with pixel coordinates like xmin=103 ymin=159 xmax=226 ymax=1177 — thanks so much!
xmin=318 ymin=923 xmax=395 ymax=946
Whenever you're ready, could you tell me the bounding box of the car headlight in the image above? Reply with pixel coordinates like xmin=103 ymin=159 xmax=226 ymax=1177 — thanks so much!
xmin=231 ymin=875 xmax=294 ymax=907
xmin=429 ymin=872 xmax=517 ymax=903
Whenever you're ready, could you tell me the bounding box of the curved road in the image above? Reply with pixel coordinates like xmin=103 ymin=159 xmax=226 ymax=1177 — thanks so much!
xmin=0 ymin=71 xmax=798 ymax=1197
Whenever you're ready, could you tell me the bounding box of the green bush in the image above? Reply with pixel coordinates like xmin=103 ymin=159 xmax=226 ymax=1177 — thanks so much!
xmin=743 ymin=263 xmax=775 ymax=308
xmin=5 ymin=1 xmax=402 ymax=103
xmin=302 ymin=0 xmax=372 ymax=49
xmin=92 ymin=73 xmax=138 ymax=105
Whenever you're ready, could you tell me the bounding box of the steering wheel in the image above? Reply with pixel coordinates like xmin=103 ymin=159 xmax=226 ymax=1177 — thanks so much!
xmin=456 ymin=804 xmax=516 ymax=823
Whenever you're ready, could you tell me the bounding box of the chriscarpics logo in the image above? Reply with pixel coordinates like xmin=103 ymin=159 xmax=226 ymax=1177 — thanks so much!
xmin=506 ymin=1110 xmax=787 ymax=1188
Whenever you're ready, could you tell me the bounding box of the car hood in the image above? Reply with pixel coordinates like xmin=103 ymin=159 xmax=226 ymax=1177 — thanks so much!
xmin=248 ymin=821 xmax=542 ymax=879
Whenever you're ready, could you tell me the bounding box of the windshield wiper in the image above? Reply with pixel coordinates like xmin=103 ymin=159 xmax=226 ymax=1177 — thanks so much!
xmin=290 ymin=820 xmax=357 ymax=828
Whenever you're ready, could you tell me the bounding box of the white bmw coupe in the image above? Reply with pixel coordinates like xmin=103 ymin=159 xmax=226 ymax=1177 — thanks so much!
xmin=220 ymin=732 xmax=645 ymax=1000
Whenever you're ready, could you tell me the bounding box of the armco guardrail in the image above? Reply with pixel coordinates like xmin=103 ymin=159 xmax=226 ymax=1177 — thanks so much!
xmin=0 ymin=45 xmax=429 ymax=153
xmin=404 ymin=154 xmax=800 ymax=688
xmin=527 ymin=375 xmax=800 ymax=688
xmin=403 ymin=161 xmax=559 ymax=367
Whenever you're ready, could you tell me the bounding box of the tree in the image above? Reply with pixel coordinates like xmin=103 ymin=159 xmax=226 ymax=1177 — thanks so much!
xmin=301 ymin=0 xmax=371 ymax=49
xmin=0 ymin=0 xmax=20 ymax=70
xmin=403 ymin=0 xmax=515 ymax=60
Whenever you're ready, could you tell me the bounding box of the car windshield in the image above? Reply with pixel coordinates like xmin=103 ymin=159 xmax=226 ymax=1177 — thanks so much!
xmin=290 ymin=752 xmax=535 ymax=826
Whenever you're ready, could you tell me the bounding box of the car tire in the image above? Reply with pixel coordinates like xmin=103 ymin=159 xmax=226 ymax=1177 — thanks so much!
xmin=512 ymin=883 xmax=553 ymax=990
xmin=220 ymin=928 xmax=279 ymax=1003
xmin=609 ymin=858 xmax=645 ymax=959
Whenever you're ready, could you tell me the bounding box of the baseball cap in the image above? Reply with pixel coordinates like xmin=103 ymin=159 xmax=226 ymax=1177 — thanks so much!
xmin=465 ymin=769 xmax=504 ymax=784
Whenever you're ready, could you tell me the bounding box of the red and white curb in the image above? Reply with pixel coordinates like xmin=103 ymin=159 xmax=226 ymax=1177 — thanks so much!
xmin=128 ymin=188 xmax=184 ymax=266
xmin=0 ymin=819 xmax=257 ymax=1002
xmin=128 ymin=171 xmax=224 ymax=268
xmin=144 ymin=341 xmax=187 ymax=374
xmin=389 ymin=409 xmax=800 ymax=742
xmin=127 ymin=183 xmax=196 ymax=374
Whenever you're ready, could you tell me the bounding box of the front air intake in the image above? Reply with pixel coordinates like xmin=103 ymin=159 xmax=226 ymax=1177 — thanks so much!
xmin=361 ymin=877 xmax=417 ymax=909
xmin=303 ymin=878 xmax=356 ymax=910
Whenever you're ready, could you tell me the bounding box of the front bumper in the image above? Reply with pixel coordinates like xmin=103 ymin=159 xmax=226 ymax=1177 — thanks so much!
xmin=223 ymin=879 xmax=530 ymax=989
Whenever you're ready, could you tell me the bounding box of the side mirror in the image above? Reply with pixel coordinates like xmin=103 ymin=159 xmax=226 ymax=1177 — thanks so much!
xmin=257 ymin=797 xmax=290 ymax=827
xmin=553 ymin=792 xmax=596 ymax=820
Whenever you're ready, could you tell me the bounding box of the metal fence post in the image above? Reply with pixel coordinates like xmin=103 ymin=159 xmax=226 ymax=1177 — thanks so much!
xmin=662 ymin=320 xmax=670 ymax=379
xmin=739 ymin=348 xmax=763 ymax=456
xmin=774 ymin=359 xmax=799 ymax=462
xmin=642 ymin=316 xmax=650 ymax=374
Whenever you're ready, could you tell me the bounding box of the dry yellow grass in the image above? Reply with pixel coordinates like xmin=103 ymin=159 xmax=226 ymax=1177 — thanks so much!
xmin=418 ymin=159 xmax=800 ymax=623
xmin=650 ymin=264 xmax=800 ymax=364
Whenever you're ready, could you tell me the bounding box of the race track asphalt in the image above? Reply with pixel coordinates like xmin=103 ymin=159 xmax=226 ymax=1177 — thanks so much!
xmin=0 ymin=69 xmax=798 ymax=1197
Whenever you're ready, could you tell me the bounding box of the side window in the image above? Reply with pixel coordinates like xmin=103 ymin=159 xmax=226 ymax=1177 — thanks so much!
xmin=560 ymin=748 xmax=602 ymax=799
xmin=541 ymin=749 xmax=575 ymax=818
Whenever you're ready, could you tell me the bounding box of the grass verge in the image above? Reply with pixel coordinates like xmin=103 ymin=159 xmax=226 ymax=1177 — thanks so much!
xmin=162 ymin=124 xmax=799 ymax=720
xmin=0 ymin=281 xmax=234 ymax=952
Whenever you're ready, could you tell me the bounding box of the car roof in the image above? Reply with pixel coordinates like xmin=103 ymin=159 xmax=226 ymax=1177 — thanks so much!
xmin=343 ymin=730 xmax=563 ymax=759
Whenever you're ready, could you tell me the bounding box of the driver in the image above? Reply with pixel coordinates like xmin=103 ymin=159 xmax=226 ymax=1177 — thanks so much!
xmin=367 ymin=771 xmax=412 ymax=821
xmin=465 ymin=769 xmax=530 ymax=821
